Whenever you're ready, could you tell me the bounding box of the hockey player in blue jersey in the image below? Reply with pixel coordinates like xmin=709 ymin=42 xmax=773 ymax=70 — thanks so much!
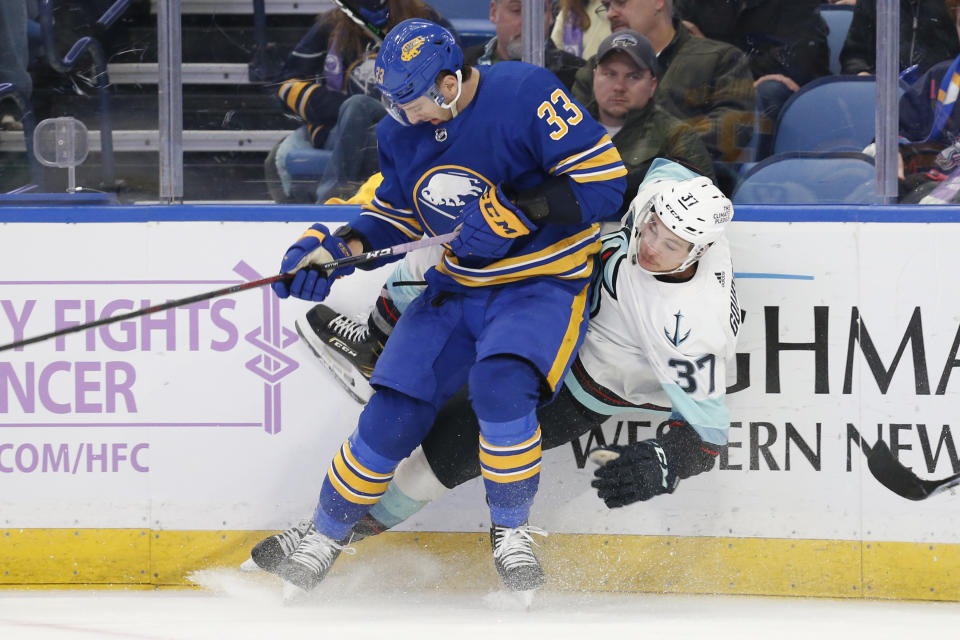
xmin=247 ymin=161 xmax=739 ymax=591
xmin=267 ymin=18 xmax=626 ymax=600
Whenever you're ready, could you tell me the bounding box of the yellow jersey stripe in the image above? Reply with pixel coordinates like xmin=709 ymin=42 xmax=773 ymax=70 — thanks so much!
xmin=479 ymin=447 xmax=542 ymax=471
xmin=567 ymin=165 xmax=630 ymax=183
xmin=280 ymin=80 xmax=308 ymax=112
xmin=332 ymin=454 xmax=392 ymax=495
xmin=545 ymin=281 xmax=590 ymax=390
xmin=326 ymin=468 xmax=381 ymax=504
xmin=297 ymin=84 xmax=320 ymax=119
xmin=480 ymin=464 xmax=542 ymax=484
xmin=551 ymin=136 xmax=615 ymax=175
xmin=557 ymin=146 xmax=626 ymax=176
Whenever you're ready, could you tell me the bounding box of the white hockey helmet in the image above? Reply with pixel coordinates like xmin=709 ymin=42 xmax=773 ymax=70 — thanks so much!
xmin=628 ymin=176 xmax=733 ymax=274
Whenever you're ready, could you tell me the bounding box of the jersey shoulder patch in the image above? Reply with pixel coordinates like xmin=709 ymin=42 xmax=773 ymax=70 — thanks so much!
xmin=590 ymin=229 xmax=629 ymax=317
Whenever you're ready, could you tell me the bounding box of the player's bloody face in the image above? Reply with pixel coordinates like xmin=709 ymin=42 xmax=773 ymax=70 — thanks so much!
xmin=636 ymin=214 xmax=692 ymax=272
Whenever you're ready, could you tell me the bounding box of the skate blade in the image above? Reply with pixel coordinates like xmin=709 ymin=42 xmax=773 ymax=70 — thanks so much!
xmin=482 ymin=588 xmax=537 ymax=610
xmin=295 ymin=319 xmax=374 ymax=404
xmin=281 ymin=581 xmax=311 ymax=605
xmin=239 ymin=557 xmax=261 ymax=572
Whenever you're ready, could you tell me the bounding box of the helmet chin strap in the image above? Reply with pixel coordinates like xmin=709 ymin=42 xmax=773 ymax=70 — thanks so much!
xmin=439 ymin=69 xmax=463 ymax=118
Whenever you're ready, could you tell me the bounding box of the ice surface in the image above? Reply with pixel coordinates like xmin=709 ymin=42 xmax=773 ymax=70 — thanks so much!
xmin=2 ymin=572 xmax=959 ymax=640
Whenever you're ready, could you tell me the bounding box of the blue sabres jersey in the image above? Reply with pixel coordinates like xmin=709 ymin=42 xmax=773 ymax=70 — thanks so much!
xmin=349 ymin=62 xmax=627 ymax=290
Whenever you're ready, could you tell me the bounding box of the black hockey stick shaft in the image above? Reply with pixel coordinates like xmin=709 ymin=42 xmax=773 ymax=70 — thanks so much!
xmin=867 ymin=439 xmax=960 ymax=500
xmin=0 ymin=231 xmax=455 ymax=353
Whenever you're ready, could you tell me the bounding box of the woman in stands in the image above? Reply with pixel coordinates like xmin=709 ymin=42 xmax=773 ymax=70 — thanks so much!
xmin=551 ymin=0 xmax=611 ymax=59
xmin=265 ymin=0 xmax=454 ymax=203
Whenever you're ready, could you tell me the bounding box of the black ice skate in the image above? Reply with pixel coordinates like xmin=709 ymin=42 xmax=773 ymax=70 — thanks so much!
xmin=349 ymin=513 xmax=389 ymax=542
xmin=295 ymin=304 xmax=380 ymax=404
xmin=490 ymin=523 xmax=548 ymax=592
xmin=276 ymin=529 xmax=355 ymax=602
xmin=240 ymin=518 xmax=315 ymax=574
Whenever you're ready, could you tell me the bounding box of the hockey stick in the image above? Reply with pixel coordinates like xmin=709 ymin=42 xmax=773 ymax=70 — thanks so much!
xmin=867 ymin=439 xmax=960 ymax=500
xmin=0 ymin=231 xmax=456 ymax=353
xmin=330 ymin=0 xmax=385 ymax=43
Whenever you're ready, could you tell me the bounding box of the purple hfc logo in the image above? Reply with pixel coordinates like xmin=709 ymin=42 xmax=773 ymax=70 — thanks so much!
xmin=0 ymin=261 xmax=299 ymax=437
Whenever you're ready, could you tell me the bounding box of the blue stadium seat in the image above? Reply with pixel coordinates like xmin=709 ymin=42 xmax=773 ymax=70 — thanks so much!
xmin=428 ymin=0 xmax=495 ymax=49
xmin=427 ymin=0 xmax=490 ymax=20
xmin=820 ymin=4 xmax=854 ymax=76
xmin=772 ymin=75 xmax=876 ymax=155
xmin=732 ymin=151 xmax=881 ymax=204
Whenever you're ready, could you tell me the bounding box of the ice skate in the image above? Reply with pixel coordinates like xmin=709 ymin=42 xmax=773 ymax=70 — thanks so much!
xmin=240 ymin=518 xmax=315 ymax=574
xmin=276 ymin=529 xmax=355 ymax=603
xmin=350 ymin=513 xmax=389 ymax=542
xmin=490 ymin=523 xmax=548 ymax=595
xmin=295 ymin=304 xmax=379 ymax=404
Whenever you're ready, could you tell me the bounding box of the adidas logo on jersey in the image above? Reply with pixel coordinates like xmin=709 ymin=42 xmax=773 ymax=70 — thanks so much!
xmin=715 ymin=272 xmax=725 ymax=287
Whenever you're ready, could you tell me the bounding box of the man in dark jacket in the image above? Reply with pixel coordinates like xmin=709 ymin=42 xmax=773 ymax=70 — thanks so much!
xmin=464 ymin=0 xmax=585 ymax=90
xmin=576 ymin=0 xmax=755 ymax=194
xmin=582 ymin=30 xmax=715 ymax=210
xmin=675 ymin=0 xmax=830 ymax=155
xmin=841 ymin=0 xmax=960 ymax=76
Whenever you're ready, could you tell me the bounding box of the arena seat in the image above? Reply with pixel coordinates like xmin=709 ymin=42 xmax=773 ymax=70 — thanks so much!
xmin=819 ymin=4 xmax=854 ymax=76
xmin=772 ymin=75 xmax=877 ymax=155
xmin=732 ymin=151 xmax=881 ymax=204
xmin=428 ymin=0 xmax=495 ymax=49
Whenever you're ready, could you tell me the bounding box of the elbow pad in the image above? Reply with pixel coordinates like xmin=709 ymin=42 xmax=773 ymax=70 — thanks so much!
xmin=503 ymin=176 xmax=583 ymax=225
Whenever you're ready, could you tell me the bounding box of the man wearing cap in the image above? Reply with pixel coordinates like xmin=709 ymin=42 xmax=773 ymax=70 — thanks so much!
xmin=588 ymin=29 xmax=714 ymax=212
xmin=573 ymin=0 xmax=755 ymax=194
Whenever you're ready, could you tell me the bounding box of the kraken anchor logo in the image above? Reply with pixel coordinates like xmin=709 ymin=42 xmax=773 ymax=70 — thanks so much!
xmin=664 ymin=310 xmax=691 ymax=347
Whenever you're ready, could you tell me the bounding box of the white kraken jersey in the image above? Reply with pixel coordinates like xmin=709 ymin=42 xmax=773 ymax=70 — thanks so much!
xmin=563 ymin=229 xmax=740 ymax=445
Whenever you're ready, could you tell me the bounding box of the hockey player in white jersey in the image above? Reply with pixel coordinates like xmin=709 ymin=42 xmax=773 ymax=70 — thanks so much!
xmin=246 ymin=158 xmax=739 ymax=571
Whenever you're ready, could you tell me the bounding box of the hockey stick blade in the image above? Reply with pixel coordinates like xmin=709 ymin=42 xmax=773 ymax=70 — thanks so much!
xmin=867 ymin=439 xmax=960 ymax=500
xmin=0 ymin=231 xmax=456 ymax=353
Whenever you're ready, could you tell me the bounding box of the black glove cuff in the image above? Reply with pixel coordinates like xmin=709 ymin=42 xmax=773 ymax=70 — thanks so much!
xmin=502 ymin=176 xmax=583 ymax=225
xmin=333 ymin=225 xmax=379 ymax=270
xmin=659 ymin=421 xmax=724 ymax=480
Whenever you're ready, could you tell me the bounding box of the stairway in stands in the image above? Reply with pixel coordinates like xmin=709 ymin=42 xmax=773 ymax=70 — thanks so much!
xmin=0 ymin=0 xmax=492 ymax=203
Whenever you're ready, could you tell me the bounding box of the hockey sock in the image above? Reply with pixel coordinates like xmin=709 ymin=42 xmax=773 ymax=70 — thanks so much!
xmin=367 ymin=445 xmax=450 ymax=527
xmin=471 ymin=356 xmax=542 ymax=527
xmin=315 ymin=390 xmax=436 ymax=539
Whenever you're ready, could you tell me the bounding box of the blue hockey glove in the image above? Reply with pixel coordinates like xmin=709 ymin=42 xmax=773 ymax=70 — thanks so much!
xmin=449 ymin=185 xmax=537 ymax=260
xmin=589 ymin=421 xmax=720 ymax=509
xmin=272 ymin=223 xmax=354 ymax=301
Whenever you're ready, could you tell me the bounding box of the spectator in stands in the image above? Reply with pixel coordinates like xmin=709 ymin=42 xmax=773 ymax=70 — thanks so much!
xmin=675 ymin=0 xmax=830 ymax=157
xmin=840 ymin=0 xmax=960 ymax=77
xmin=551 ymin=0 xmax=612 ymax=59
xmin=575 ymin=0 xmax=755 ymax=195
xmin=0 ymin=0 xmax=35 ymax=130
xmin=895 ymin=53 xmax=960 ymax=201
xmin=582 ymin=29 xmax=715 ymax=208
xmin=467 ymin=0 xmax=585 ymax=90
xmin=265 ymin=0 xmax=453 ymax=203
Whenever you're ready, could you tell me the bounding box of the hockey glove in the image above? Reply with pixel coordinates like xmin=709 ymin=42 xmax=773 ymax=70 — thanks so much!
xmin=449 ymin=185 xmax=537 ymax=260
xmin=272 ymin=223 xmax=354 ymax=301
xmin=590 ymin=421 xmax=722 ymax=509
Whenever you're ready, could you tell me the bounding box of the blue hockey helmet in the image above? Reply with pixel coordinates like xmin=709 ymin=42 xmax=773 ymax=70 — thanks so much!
xmin=375 ymin=19 xmax=464 ymax=125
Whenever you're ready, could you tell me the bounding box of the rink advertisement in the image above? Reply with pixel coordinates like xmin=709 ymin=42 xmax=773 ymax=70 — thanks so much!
xmin=1 ymin=212 xmax=959 ymax=597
